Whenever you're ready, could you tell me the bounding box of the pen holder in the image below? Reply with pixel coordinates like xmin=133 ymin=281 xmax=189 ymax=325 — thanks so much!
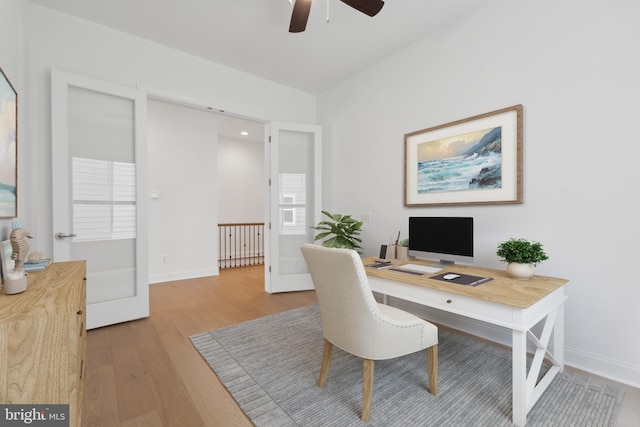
xmin=385 ymin=244 xmax=397 ymax=260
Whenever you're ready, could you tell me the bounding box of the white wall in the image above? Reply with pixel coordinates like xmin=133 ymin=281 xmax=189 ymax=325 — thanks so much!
xmin=147 ymin=99 xmax=219 ymax=283
xmin=218 ymin=135 xmax=264 ymax=223
xmin=18 ymin=0 xmax=639 ymax=388
xmin=0 ymin=0 xmax=31 ymax=242
xmin=318 ymin=0 xmax=640 ymax=387
xmin=27 ymin=4 xmax=316 ymax=263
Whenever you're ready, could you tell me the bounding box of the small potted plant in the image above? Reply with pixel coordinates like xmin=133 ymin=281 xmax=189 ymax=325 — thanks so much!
xmin=496 ymin=238 xmax=549 ymax=279
xmin=396 ymin=238 xmax=410 ymax=260
xmin=312 ymin=210 xmax=363 ymax=253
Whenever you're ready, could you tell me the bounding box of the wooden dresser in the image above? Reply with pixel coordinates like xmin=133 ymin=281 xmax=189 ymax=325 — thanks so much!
xmin=0 ymin=261 xmax=87 ymax=427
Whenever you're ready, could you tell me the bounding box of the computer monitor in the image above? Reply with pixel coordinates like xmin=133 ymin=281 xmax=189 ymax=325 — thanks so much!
xmin=408 ymin=217 xmax=474 ymax=266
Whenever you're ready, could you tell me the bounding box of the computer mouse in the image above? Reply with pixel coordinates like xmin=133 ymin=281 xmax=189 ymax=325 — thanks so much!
xmin=443 ymin=274 xmax=460 ymax=280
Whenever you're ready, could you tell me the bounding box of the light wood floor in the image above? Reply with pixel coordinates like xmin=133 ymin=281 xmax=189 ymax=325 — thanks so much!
xmin=81 ymin=265 xmax=317 ymax=427
xmin=81 ymin=265 xmax=639 ymax=427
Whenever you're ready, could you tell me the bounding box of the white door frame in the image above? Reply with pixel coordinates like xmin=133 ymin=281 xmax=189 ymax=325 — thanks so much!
xmin=132 ymin=86 xmax=323 ymax=293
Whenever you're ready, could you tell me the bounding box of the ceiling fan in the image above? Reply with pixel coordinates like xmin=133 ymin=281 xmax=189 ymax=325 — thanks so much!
xmin=289 ymin=0 xmax=385 ymax=33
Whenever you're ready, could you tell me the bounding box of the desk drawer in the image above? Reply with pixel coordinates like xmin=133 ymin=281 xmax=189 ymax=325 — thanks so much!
xmin=368 ymin=276 xmax=515 ymax=327
xmin=429 ymin=292 xmax=513 ymax=325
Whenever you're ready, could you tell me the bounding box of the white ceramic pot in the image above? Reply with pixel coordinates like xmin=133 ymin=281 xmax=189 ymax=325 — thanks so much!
xmin=506 ymin=262 xmax=535 ymax=280
xmin=4 ymin=269 xmax=27 ymax=294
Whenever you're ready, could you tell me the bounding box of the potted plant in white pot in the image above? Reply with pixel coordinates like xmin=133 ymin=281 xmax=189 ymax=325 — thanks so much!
xmin=312 ymin=210 xmax=363 ymax=253
xmin=496 ymin=238 xmax=549 ymax=280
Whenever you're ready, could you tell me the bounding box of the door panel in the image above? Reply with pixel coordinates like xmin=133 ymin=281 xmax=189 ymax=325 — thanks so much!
xmin=52 ymin=69 xmax=148 ymax=329
xmin=266 ymin=122 xmax=321 ymax=293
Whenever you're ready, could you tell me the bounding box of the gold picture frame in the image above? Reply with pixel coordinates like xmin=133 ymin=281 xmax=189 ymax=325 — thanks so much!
xmin=404 ymin=105 xmax=522 ymax=207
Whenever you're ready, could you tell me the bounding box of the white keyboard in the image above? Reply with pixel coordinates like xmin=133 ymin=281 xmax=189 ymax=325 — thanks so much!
xmin=400 ymin=263 xmax=442 ymax=274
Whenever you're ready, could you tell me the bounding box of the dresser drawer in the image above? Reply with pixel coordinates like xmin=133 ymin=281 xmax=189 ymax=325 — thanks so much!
xmin=0 ymin=261 xmax=87 ymax=427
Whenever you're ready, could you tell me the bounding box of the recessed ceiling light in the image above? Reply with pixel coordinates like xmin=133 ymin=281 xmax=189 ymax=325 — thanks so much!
xmin=241 ymin=131 xmax=249 ymax=136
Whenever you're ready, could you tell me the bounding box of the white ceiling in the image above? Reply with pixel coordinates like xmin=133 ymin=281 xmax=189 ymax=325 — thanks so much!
xmin=31 ymin=0 xmax=492 ymax=95
xmin=30 ymin=0 xmax=492 ymax=142
xmin=216 ymin=114 xmax=266 ymax=144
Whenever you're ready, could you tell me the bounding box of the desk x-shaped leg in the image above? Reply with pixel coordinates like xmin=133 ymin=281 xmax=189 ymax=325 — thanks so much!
xmin=512 ymin=303 xmax=565 ymax=426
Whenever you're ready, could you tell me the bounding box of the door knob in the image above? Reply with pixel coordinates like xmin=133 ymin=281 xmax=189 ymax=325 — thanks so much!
xmin=55 ymin=232 xmax=77 ymax=240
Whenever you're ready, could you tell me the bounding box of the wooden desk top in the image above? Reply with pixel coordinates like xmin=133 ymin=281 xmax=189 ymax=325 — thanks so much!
xmin=363 ymin=257 xmax=568 ymax=309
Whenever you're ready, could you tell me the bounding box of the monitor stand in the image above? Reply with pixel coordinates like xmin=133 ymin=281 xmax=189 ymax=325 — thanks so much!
xmin=429 ymin=260 xmax=455 ymax=269
xmin=413 ymin=257 xmax=456 ymax=269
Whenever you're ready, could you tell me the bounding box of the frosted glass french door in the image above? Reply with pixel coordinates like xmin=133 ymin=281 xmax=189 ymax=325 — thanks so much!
xmin=265 ymin=122 xmax=322 ymax=293
xmin=51 ymin=70 xmax=148 ymax=329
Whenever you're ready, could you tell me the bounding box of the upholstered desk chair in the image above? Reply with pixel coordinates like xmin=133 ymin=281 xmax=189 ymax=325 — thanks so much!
xmin=300 ymin=243 xmax=439 ymax=422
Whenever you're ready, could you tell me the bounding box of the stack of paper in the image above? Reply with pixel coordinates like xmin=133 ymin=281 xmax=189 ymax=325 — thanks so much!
xmin=24 ymin=259 xmax=52 ymax=272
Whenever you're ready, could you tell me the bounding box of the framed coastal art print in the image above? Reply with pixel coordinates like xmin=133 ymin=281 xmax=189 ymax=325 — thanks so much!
xmin=0 ymin=67 xmax=18 ymax=218
xmin=404 ymin=105 xmax=522 ymax=207
xmin=0 ymin=240 xmax=13 ymax=283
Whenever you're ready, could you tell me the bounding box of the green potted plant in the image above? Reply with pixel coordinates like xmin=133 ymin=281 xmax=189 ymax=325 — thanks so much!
xmin=312 ymin=210 xmax=363 ymax=253
xmin=496 ymin=238 xmax=549 ymax=279
xmin=396 ymin=238 xmax=410 ymax=260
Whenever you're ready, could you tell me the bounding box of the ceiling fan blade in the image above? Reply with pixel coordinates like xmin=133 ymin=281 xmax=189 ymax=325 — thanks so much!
xmin=339 ymin=0 xmax=384 ymax=17
xmin=289 ymin=0 xmax=312 ymax=33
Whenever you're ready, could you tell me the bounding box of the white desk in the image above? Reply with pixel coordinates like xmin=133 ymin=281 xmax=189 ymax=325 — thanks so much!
xmin=364 ymin=258 xmax=568 ymax=427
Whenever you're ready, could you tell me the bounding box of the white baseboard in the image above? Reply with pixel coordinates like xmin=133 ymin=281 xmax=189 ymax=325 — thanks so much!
xmin=379 ymin=295 xmax=640 ymax=389
xmin=149 ymin=267 xmax=218 ymax=284
xmin=565 ymin=345 xmax=640 ymax=389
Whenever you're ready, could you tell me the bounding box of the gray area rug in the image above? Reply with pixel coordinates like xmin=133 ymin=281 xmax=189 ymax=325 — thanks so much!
xmin=190 ymin=305 xmax=623 ymax=426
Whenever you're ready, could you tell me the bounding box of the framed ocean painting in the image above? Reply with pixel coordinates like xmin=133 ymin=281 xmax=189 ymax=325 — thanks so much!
xmin=404 ymin=105 xmax=522 ymax=207
xmin=0 ymin=240 xmax=12 ymax=283
xmin=0 ymin=67 xmax=18 ymax=218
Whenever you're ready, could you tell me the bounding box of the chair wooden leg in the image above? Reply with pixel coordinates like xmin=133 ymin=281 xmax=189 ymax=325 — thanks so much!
xmin=426 ymin=344 xmax=438 ymax=395
xmin=362 ymin=359 xmax=375 ymax=422
xmin=318 ymin=338 xmax=333 ymax=387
